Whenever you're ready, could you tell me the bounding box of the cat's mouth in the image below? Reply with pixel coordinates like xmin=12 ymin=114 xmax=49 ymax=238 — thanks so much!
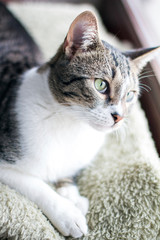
xmin=89 ymin=119 xmax=123 ymax=132
xmin=112 ymin=120 xmax=124 ymax=130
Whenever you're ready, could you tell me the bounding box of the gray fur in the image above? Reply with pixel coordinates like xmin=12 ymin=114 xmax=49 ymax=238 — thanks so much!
xmin=47 ymin=40 xmax=138 ymax=110
xmin=0 ymin=2 xmax=41 ymax=163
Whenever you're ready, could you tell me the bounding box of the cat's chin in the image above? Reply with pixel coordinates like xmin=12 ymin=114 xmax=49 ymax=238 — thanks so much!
xmin=90 ymin=121 xmax=123 ymax=133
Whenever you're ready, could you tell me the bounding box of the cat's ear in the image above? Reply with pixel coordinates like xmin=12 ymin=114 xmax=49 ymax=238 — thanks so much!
xmin=123 ymin=46 xmax=160 ymax=73
xmin=63 ymin=11 xmax=99 ymax=58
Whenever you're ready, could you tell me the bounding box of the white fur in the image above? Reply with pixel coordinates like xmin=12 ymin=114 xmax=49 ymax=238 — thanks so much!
xmin=0 ymin=167 xmax=87 ymax=238
xmin=57 ymin=184 xmax=89 ymax=215
xmin=81 ymin=25 xmax=97 ymax=48
xmin=0 ymin=67 xmax=106 ymax=238
xmin=13 ymin=67 xmax=105 ymax=181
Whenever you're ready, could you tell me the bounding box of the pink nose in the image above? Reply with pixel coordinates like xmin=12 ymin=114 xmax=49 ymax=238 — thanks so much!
xmin=112 ymin=113 xmax=123 ymax=123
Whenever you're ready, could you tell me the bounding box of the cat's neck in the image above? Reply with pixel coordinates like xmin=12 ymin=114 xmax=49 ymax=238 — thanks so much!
xmin=18 ymin=66 xmax=54 ymax=110
xmin=16 ymin=66 xmax=91 ymax=130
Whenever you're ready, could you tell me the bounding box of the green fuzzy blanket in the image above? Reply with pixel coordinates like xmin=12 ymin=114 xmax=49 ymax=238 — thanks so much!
xmin=0 ymin=3 xmax=160 ymax=240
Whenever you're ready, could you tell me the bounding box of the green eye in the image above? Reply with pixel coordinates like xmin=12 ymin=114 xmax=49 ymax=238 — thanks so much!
xmin=95 ymin=79 xmax=108 ymax=93
xmin=126 ymin=91 xmax=135 ymax=102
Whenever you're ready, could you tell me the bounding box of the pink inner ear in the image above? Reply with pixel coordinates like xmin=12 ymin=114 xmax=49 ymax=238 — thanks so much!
xmin=72 ymin=22 xmax=86 ymax=46
xmin=64 ymin=11 xmax=99 ymax=56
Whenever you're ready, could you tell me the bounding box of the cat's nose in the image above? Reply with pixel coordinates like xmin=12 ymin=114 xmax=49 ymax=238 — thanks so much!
xmin=111 ymin=113 xmax=123 ymax=123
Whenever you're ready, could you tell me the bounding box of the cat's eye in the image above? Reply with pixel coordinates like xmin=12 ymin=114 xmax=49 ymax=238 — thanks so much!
xmin=126 ymin=91 xmax=135 ymax=102
xmin=95 ymin=79 xmax=108 ymax=93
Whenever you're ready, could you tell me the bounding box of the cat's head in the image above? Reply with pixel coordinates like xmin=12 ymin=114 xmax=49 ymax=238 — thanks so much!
xmin=47 ymin=11 xmax=160 ymax=132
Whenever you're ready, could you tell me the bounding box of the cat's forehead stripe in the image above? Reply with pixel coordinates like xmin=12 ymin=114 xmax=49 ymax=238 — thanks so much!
xmin=126 ymin=58 xmax=131 ymax=76
xmin=111 ymin=52 xmax=118 ymax=67
xmin=110 ymin=49 xmax=131 ymax=80
xmin=111 ymin=68 xmax=116 ymax=79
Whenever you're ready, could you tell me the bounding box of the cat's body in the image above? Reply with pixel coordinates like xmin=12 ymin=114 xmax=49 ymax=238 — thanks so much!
xmin=0 ymin=2 xmax=159 ymax=238
xmin=14 ymin=67 xmax=105 ymax=182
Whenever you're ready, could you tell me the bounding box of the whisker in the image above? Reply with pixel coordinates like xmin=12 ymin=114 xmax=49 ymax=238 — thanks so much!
xmin=138 ymin=74 xmax=155 ymax=80
xmin=139 ymin=70 xmax=153 ymax=77
xmin=114 ymin=130 xmax=119 ymax=142
xmin=139 ymin=83 xmax=151 ymax=91
xmin=139 ymin=86 xmax=150 ymax=93
xmin=33 ymin=102 xmax=49 ymax=110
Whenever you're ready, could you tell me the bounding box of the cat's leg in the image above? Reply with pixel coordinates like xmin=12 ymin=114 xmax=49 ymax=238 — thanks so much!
xmin=0 ymin=167 xmax=87 ymax=238
xmin=56 ymin=179 xmax=89 ymax=216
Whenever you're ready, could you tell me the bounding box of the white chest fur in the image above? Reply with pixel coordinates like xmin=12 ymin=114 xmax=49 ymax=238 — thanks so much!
xmin=15 ymin=68 xmax=105 ymax=182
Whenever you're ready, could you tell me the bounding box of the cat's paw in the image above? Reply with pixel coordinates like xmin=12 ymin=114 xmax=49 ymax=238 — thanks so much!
xmin=57 ymin=185 xmax=89 ymax=215
xmin=75 ymin=195 xmax=89 ymax=216
xmin=51 ymin=198 xmax=88 ymax=238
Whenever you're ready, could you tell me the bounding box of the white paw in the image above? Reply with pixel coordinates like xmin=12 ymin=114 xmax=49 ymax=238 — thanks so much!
xmin=75 ymin=195 xmax=89 ymax=216
xmin=57 ymin=185 xmax=89 ymax=215
xmin=50 ymin=198 xmax=88 ymax=238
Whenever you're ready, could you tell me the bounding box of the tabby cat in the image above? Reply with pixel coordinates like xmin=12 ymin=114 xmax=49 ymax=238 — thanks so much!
xmin=0 ymin=3 xmax=159 ymax=238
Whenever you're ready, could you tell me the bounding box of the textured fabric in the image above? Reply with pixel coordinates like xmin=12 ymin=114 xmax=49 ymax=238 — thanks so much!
xmin=0 ymin=3 xmax=160 ymax=240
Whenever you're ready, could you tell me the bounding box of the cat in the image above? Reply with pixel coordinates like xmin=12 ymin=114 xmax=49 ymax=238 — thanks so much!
xmin=0 ymin=2 xmax=159 ymax=238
